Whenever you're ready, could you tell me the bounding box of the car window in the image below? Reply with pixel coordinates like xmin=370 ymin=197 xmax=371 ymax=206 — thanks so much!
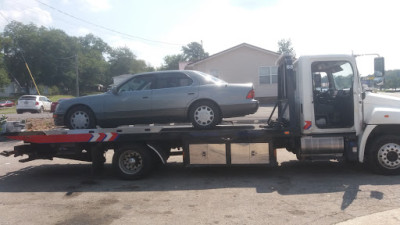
xmin=155 ymin=73 xmax=193 ymax=89
xmin=194 ymin=71 xmax=227 ymax=85
xmin=19 ymin=96 xmax=36 ymax=100
xmin=118 ymin=75 xmax=154 ymax=93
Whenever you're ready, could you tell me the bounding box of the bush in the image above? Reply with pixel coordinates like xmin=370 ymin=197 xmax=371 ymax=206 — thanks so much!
xmin=49 ymin=86 xmax=60 ymax=95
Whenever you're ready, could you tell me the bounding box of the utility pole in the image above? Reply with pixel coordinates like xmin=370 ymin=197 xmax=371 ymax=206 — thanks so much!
xmin=75 ymin=54 xmax=79 ymax=97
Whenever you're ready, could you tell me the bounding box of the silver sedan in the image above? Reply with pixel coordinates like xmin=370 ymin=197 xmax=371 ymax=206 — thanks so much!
xmin=54 ymin=70 xmax=259 ymax=129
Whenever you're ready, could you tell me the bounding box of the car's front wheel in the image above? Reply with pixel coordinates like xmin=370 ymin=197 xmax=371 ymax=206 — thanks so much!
xmin=66 ymin=106 xmax=96 ymax=129
xmin=189 ymin=101 xmax=221 ymax=129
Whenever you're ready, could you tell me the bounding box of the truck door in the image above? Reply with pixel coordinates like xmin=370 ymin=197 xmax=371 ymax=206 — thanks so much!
xmin=311 ymin=61 xmax=355 ymax=130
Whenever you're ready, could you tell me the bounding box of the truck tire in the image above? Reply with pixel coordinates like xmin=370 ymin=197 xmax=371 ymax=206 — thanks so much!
xmin=366 ymin=135 xmax=400 ymax=175
xmin=112 ymin=144 xmax=155 ymax=180
xmin=66 ymin=105 xmax=96 ymax=129
xmin=189 ymin=101 xmax=221 ymax=129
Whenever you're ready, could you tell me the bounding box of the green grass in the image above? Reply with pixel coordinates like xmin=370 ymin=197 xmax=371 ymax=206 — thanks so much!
xmin=48 ymin=95 xmax=74 ymax=102
xmin=0 ymin=106 xmax=17 ymax=114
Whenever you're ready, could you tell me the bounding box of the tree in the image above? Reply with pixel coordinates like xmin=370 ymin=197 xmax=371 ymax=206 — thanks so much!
xmin=2 ymin=21 xmax=41 ymax=90
xmin=182 ymin=42 xmax=209 ymax=62
xmin=1 ymin=21 xmax=79 ymax=92
xmin=0 ymin=21 xmax=152 ymax=95
xmin=108 ymin=47 xmax=154 ymax=76
xmin=277 ymin=38 xmax=295 ymax=57
xmin=383 ymin=70 xmax=400 ymax=91
xmin=0 ymin=37 xmax=11 ymax=88
xmin=130 ymin=59 xmax=154 ymax=74
xmin=160 ymin=54 xmax=185 ymax=70
xmin=108 ymin=47 xmax=136 ymax=76
xmin=77 ymin=34 xmax=110 ymax=93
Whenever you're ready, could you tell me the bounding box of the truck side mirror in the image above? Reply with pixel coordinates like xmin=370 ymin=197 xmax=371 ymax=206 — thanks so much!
xmin=374 ymin=57 xmax=385 ymax=77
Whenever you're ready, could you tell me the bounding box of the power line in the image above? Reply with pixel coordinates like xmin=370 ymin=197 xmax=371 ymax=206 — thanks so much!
xmin=34 ymin=0 xmax=183 ymax=46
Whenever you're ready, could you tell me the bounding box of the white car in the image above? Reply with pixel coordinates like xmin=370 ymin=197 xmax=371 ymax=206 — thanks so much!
xmin=16 ymin=95 xmax=52 ymax=114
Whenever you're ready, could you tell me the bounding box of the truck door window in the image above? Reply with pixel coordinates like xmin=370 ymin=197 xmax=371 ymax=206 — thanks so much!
xmin=312 ymin=61 xmax=354 ymax=129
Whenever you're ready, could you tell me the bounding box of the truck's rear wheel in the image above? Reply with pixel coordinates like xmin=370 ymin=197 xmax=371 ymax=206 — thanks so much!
xmin=367 ymin=135 xmax=400 ymax=175
xmin=112 ymin=144 xmax=155 ymax=180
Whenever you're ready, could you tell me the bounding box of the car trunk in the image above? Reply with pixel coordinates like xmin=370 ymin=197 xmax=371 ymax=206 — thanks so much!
xmin=18 ymin=96 xmax=37 ymax=108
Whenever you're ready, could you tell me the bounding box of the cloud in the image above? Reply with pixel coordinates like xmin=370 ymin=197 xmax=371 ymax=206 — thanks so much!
xmin=77 ymin=27 xmax=91 ymax=36
xmin=229 ymin=0 xmax=278 ymax=10
xmin=0 ymin=0 xmax=52 ymax=29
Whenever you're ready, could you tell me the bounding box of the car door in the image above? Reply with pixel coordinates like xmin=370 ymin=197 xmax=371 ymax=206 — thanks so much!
xmin=40 ymin=97 xmax=52 ymax=111
xmin=104 ymin=74 xmax=154 ymax=124
xmin=152 ymin=72 xmax=198 ymax=120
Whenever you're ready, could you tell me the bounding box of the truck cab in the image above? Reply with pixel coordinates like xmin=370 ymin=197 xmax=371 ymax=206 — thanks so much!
xmin=276 ymin=54 xmax=400 ymax=175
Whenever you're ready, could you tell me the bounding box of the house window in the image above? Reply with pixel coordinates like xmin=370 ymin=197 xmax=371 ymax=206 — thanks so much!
xmin=259 ymin=66 xmax=278 ymax=84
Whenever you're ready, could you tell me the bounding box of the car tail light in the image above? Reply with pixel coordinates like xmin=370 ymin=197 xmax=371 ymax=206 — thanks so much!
xmin=246 ymin=89 xmax=255 ymax=99
xmin=35 ymin=101 xmax=39 ymax=105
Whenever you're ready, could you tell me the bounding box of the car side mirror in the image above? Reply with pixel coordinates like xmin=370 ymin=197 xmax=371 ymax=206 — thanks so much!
xmin=111 ymin=87 xmax=118 ymax=95
xmin=374 ymin=57 xmax=385 ymax=77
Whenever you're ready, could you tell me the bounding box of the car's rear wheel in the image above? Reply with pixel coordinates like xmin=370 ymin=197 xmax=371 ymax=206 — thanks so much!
xmin=38 ymin=106 xmax=44 ymax=113
xmin=66 ymin=106 xmax=96 ymax=129
xmin=189 ymin=101 xmax=221 ymax=129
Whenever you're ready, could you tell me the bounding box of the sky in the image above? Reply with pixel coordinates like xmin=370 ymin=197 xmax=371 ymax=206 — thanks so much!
xmin=0 ymin=0 xmax=399 ymax=75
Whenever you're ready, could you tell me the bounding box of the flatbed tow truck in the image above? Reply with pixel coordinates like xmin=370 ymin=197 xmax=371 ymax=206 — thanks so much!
xmin=2 ymin=54 xmax=400 ymax=179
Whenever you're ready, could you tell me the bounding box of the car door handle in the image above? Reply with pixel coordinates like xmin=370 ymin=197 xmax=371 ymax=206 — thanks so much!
xmin=142 ymin=96 xmax=149 ymax=99
xmin=187 ymin=93 xmax=195 ymax=95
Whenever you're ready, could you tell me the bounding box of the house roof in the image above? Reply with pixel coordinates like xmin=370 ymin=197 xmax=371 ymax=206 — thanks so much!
xmin=187 ymin=43 xmax=280 ymax=67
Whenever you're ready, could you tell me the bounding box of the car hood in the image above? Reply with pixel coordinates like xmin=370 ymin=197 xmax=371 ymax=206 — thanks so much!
xmin=55 ymin=93 xmax=108 ymax=113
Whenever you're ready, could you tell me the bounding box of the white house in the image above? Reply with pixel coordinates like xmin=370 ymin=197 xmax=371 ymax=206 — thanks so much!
xmin=185 ymin=43 xmax=280 ymax=103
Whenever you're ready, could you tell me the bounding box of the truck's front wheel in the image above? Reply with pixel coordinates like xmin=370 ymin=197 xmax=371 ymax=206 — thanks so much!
xmin=112 ymin=144 xmax=155 ymax=180
xmin=367 ymin=135 xmax=400 ymax=175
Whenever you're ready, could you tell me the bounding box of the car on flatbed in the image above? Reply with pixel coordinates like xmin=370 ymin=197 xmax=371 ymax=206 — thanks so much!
xmin=54 ymin=70 xmax=259 ymax=129
xmin=50 ymin=98 xmax=70 ymax=113
xmin=16 ymin=95 xmax=52 ymax=114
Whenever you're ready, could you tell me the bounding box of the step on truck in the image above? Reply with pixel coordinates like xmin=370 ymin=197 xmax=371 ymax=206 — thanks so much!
xmin=2 ymin=54 xmax=400 ymax=179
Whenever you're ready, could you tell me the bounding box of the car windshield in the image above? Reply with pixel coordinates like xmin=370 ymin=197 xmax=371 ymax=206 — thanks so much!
xmin=195 ymin=71 xmax=227 ymax=85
